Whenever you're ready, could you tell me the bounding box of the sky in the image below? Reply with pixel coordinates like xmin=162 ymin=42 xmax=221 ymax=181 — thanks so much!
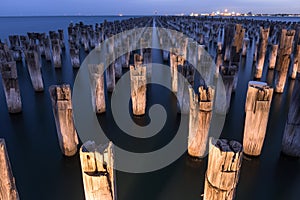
xmin=0 ymin=0 xmax=299 ymax=16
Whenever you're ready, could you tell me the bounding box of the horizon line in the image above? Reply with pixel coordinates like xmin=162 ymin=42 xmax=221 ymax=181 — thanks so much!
xmin=0 ymin=13 xmax=300 ymax=17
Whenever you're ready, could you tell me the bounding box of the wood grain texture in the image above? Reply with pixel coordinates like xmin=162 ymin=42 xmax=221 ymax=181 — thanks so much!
xmin=243 ymin=81 xmax=273 ymax=156
xmin=177 ymin=61 xmax=195 ymax=114
xmin=233 ymin=24 xmax=245 ymax=54
xmin=130 ymin=64 xmax=147 ymax=116
xmin=49 ymin=84 xmax=79 ymax=156
xmin=223 ymin=25 xmax=235 ymax=62
xmin=0 ymin=139 xmax=19 ymax=200
xmin=25 ymin=49 xmax=44 ymax=92
xmin=0 ymin=61 xmax=22 ymax=113
xmin=216 ymin=65 xmax=237 ymax=114
xmin=88 ymin=63 xmax=106 ymax=114
xmin=255 ymin=27 xmax=270 ymax=79
xmin=106 ymin=37 xmax=116 ymax=93
xmin=51 ymin=39 xmax=62 ymax=68
xmin=80 ymin=141 xmax=116 ymax=200
xmin=43 ymin=36 xmax=52 ymax=61
xmin=291 ymin=45 xmax=300 ymax=79
xmin=70 ymin=47 xmax=80 ymax=68
xmin=204 ymin=138 xmax=243 ymax=200
xmin=169 ymin=48 xmax=182 ymax=93
xmin=188 ymin=86 xmax=214 ymax=158
xmin=282 ymin=73 xmax=300 ymax=157
xmin=268 ymin=44 xmax=278 ymax=69
xmin=275 ymin=29 xmax=295 ymax=93
xmin=143 ymin=50 xmax=152 ymax=82
xmin=242 ymin=38 xmax=249 ymax=57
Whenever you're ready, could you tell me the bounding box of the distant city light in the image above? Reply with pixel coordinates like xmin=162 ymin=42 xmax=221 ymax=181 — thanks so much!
xmin=185 ymin=8 xmax=299 ymax=17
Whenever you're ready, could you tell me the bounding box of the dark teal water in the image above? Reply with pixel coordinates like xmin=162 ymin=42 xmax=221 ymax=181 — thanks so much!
xmin=0 ymin=16 xmax=300 ymax=200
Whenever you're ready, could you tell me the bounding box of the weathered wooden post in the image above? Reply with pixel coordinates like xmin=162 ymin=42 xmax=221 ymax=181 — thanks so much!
xmin=8 ymin=35 xmax=20 ymax=48
xmin=68 ymin=24 xmax=74 ymax=43
xmin=0 ymin=42 xmax=14 ymax=62
xmin=281 ymin=68 xmax=300 ymax=157
xmin=70 ymin=47 xmax=80 ymax=68
xmin=178 ymin=37 xmax=188 ymax=61
xmin=37 ymin=33 xmax=46 ymax=56
xmin=20 ymin=35 xmax=29 ymax=50
xmin=198 ymin=33 xmax=204 ymax=46
xmin=106 ymin=37 xmax=116 ymax=92
xmin=243 ymin=81 xmax=273 ymax=156
xmin=130 ymin=64 xmax=147 ymax=116
xmin=80 ymin=141 xmax=117 ymax=200
xmin=217 ymin=42 xmax=222 ymax=54
xmin=139 ymin=37 xmax=146 ymax=57
xmin=121 ymin=38 xmax=130 ymax=68
xmin=198 ymin=47 xmax=214 ymax=86
xmin=25 ymin=49 xmax=44 ymax=92
xmin=58 ymin=29 xmax=65 ymax=49
xmin=215 ymin=53 xmax=223 ymax=77
xmin=51 ymin=39 xmax=62 ymax=68
xmin=134 ymin=53 xmax=143 ymax=67
xmin=275 ymin=29 xmax=295 ymax=93
xmin=81 ymin=29 xmax=90 ymax=52
xmin=188 ymin=86 xmax=214 ymax=158
xmin=242 ymin=38 xmax=250 ymax=57
xmin=114 ymin=48 xmax=123 ymax=79
xmin=27 ymin=32 xmax=37 ymax=46
xmin=43 ymin=36 xmax=52 ymax=61
xmin=170 ymin=50 xmax=178 ymax=93
xmin=0 ymin=139 xmax=19 ymax=200
xmin=49 ymin=84 xmax=79 ymax=156
xmin=223 ymin=25 xmax=234 ymax=62
xmin=161 ymin=34 xmax=170 ymax=62
xmin=177 ymin=62 xmax=194 ymax=114
xmin=170 ymin=49 xmax=184 ymax=93
xmin=217 ymin=65 xmax=237 ymax=113
xmin=8 ymin=35 xmax=22 ymax=61
xmin=187 ymin=41 xmax=197 ymax=82
xmin=106 ymin=55 xmax=116 ymax=93
xmin=89 ymin=29 xmax=96 ymax=49
xmin=268 ymin=44 xmax=278 ymax=69
xmin=291 ymin=45 xmax=300 ymax=79
xmin=255 ymin=27 xmax=270 ymax=79
xmin=0 ymin=62 xmax=22 ymax=113
xmin=88 ymin=64 xmax=106 ymax=114
xmin=232 ymin=24 xmax=245 ymax=64
xmin=204 ymin=138 xmax=243 ymax=200
xmin=253 ymin=41 xmax=258 ymax=63
xmin=143 ymin=49 xmax=152 ymax=81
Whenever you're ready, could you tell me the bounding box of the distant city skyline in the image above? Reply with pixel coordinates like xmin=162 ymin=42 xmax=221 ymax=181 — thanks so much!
xmin=0 ymin=0 xmax=299 ymax=16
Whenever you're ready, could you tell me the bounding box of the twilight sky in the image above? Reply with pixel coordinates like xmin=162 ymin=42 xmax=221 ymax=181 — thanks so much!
xmin=0 ymin=0 xmax=299 ymax=16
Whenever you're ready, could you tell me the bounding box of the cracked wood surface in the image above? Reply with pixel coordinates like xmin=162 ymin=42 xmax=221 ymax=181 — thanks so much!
xmin=243 ymin=81 xmax=273 ymax=156
xmin=80 ymin=141 xmax=116 ymax=200
xmin=204 ymin=138 xmax=243 ymax=200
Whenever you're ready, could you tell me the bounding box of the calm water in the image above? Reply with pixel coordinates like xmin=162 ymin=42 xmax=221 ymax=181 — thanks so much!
xmin=0 ymin=16 xmax=300 ymax=200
